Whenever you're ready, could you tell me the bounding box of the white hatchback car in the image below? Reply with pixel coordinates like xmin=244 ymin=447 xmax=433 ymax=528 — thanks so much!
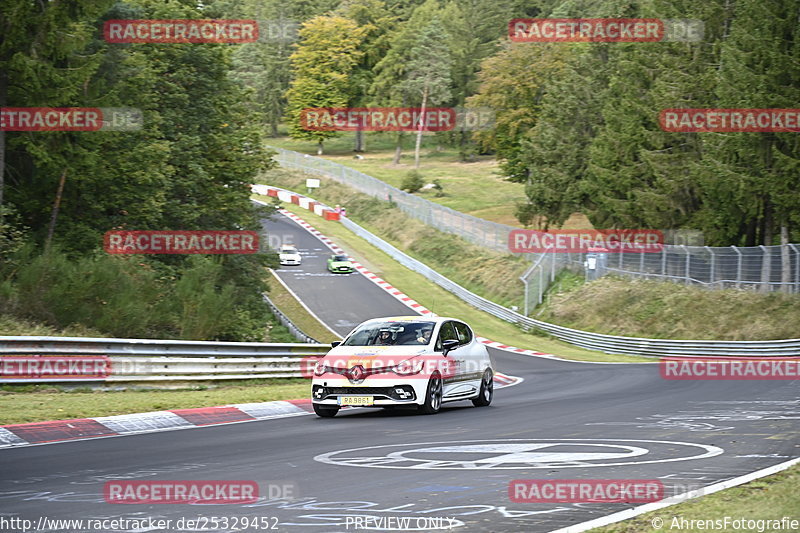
xmin=278 ymin=244 xmax=302 ymax=266
xmin=311 ymin=316 xmax=494 ymax=417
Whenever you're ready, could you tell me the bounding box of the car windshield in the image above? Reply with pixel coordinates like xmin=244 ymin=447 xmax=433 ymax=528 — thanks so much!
xmin=280 ymin=246 xmax=298 ymax=254
xmin=341 ymin=321 xmax=437 ymax=346
xmin=332 ymin=255 xmax=348 ymax=261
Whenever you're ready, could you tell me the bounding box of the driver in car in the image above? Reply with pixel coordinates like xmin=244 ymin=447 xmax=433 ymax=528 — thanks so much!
xmin=376 ymin=329 xmax=394 ymax=345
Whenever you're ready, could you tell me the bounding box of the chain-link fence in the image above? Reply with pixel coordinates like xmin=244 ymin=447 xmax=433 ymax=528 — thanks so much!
xmin=270 ymin=146 xmax=524 ymax=257
xmin=270 ymin=147 xmax=800 ymax=315
xmin=521 ymin=245 xmax=800 ymax=314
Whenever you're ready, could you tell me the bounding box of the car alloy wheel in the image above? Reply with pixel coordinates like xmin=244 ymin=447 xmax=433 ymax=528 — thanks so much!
xmin=472 ymin=369 xmax=493 ymax=407
xmin=419 ymin=373 xmax=442 ymax=414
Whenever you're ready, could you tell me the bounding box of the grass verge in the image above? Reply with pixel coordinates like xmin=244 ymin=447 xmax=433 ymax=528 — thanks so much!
xmin=266 ymin=133 xmax=522 ymax=226
xmin=0 ymin=314 xmax=106 ymax=337
xmin=266 ymin=198 xmax=647 ymax=363
xmin=0 ymin=379 xmax=310 ymax=425
xmin=266 ymin=269 xmax=341 ymax=343
xmin=590 ymin=463 xmax=800 ymax=532
xmin=537 ymin=274 xmax=800 ymax=341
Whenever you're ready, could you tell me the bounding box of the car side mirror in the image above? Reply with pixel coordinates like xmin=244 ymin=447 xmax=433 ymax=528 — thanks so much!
xmin=331 ymin=341 xmax=341 ymax=348
xmin=442 ymin=339 xmax=459 ymax=356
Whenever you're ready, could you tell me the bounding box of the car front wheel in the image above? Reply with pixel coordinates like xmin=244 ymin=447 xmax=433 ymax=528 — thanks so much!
xmin=418 ymin=373 xmax=443 ymax=415
xmin=472 ymin=369 xmax=493 ymax=407
xmin=313 ymin=404 xmax=339 ymax=418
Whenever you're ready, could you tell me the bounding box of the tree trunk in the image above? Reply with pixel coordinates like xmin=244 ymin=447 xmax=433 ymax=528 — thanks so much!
xmin=45 ymin=168 xmax=68 ymax=250
xmin=780 ymin=223 xmax=791 ymax=293
xmin=354 ymin=129 xmax=365 ymax=152
xmin=0 ymin=68 xmax=6 ymax=221
xmin=392 ymin=133 xmax=403 ymax=165
xmin=414 ymin=83 xmax=429 ymax=170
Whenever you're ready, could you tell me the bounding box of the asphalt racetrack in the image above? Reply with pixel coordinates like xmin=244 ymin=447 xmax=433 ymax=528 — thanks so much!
xmin=0 ymin=210 xmax=797 ymax=532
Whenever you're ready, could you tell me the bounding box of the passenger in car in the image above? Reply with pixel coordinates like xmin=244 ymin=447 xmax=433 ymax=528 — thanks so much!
xmin=416 ymin=327 xmax=433 ymax=345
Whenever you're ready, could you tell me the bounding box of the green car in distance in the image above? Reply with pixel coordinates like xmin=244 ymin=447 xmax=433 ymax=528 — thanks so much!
xmin=327 ymin=254 xmax=355 ymax=273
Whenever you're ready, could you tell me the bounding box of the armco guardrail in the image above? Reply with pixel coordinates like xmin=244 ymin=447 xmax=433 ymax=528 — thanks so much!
xmin=263 ymin=294 xmax=319 ymax=344
xmin=339 ymin=217 xmax=800 ymax=357
xmin=0 ymin=336 xmax=328 ymax=383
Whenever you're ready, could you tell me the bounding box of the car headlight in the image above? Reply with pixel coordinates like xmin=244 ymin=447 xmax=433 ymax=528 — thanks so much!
xmin=313 ymin=361 xmax=328 ymax=376
xmin=393 ymin=359 xmax=424 ymax=376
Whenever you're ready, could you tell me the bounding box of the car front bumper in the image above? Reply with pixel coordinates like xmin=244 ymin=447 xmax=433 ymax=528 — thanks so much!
xmin=311 ymin=376 xmax=428 ymax=407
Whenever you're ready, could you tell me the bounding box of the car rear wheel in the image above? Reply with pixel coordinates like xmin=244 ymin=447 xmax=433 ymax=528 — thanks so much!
xmin=472 ymin=369 xmax=493 ymax=407
xmin=418 ymin=373 xmax=443 ymax=415
xmin=313 ymin=404 xmax=339 ymax=418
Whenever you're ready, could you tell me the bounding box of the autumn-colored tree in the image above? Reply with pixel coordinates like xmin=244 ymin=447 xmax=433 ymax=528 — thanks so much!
xmin=285 ymin=16 xmax=365 ymax=154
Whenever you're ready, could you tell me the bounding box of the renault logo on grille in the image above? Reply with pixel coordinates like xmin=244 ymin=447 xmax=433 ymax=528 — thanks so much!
xmin=348 ymin=365 xmax=366 ymax=382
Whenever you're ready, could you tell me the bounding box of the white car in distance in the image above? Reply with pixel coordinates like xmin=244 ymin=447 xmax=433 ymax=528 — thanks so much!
xmin=278 ymin=244 xmax=302 ymax=266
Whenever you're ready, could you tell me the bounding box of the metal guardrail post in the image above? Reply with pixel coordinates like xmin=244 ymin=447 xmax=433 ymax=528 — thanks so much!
xmin=733 ymin=245 xmax=743 ymax=289
xmin=706 ymin=246 xmax=714 ymax=285
xmin=523 ymin=277 xmax=529 ymax=316
xmin=683 ymin=245 xmax=690 ymax=286
xmin=759 ymin=244 xmax=770 ymax=292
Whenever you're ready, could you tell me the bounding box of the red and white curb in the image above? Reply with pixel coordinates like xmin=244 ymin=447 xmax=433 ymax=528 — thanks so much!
xmin=0 ymin=400 xmax=313 ymax=449
xmin=0 ymin=375 xmax=519 ymax=449
xmin=252 ymin=184 xmax=341 ymax=220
